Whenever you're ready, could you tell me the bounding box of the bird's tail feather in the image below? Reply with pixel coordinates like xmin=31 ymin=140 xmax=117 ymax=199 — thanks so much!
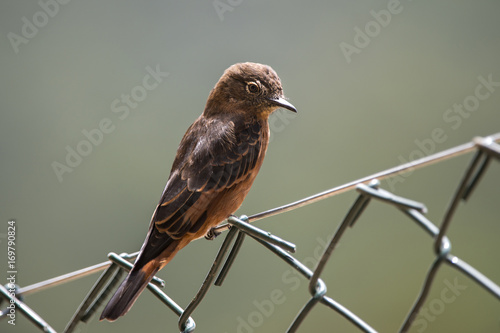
xmin=100 ymin=263 xmax=159 ymax=321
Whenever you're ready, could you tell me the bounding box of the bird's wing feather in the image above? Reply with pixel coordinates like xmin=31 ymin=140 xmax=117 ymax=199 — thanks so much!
xmin=153 ymin=116 xmax=263 ymax=239
xmin=132 ymin=116 xmax=263 ymax=267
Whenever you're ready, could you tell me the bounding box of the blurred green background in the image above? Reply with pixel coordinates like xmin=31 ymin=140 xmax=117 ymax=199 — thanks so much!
xmin=1 ymin=0 xmax=499 ymax=332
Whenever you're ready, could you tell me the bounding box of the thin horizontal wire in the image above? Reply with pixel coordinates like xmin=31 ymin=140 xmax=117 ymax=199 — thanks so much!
xmin=16 ymin=133 xmax=500 ymax=298
xmin=17 ymin=252 xmax=139 ymax=296
xmin=212 ymin=133 xmax=500 ymax=234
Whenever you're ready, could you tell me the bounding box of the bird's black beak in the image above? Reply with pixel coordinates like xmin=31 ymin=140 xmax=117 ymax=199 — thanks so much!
xmin=269 ymin=97 xmax=297 ymax=113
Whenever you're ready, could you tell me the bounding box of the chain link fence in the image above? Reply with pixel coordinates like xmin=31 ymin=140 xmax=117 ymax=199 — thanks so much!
xmin=1 ymin=133 xmax=500 ymax=333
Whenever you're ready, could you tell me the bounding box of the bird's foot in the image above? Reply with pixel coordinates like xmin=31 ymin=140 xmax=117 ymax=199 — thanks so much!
xmin=205 ymin=228 xmax=222 ymax=240
xmin=205 ymin=215 xmax=239 ymax=240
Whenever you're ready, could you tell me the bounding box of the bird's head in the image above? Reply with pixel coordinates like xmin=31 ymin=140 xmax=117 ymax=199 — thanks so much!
xmin=204 ymin=62 xmax=297 ymax=118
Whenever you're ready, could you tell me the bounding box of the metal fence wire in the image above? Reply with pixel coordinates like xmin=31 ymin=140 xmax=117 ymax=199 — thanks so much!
xmin=2 ymin=133 xmax=500 ymax=333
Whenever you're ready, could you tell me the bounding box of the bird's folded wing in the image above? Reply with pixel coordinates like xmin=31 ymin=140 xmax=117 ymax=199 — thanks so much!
xmin=153 ymin=118 xmax=262 ymax=239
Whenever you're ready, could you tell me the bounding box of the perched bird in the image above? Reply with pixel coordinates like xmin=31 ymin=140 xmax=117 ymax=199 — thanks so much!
xmin=100 ymin=62 xmax=296 ymax=321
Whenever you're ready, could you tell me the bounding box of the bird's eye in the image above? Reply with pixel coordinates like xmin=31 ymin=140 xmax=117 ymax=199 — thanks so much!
xmin=246 ymin=82 xmax=260 ymax=94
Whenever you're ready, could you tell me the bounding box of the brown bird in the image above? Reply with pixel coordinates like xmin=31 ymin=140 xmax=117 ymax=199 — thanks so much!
xmin=100 ymin=62 xmax=296 ymax=321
